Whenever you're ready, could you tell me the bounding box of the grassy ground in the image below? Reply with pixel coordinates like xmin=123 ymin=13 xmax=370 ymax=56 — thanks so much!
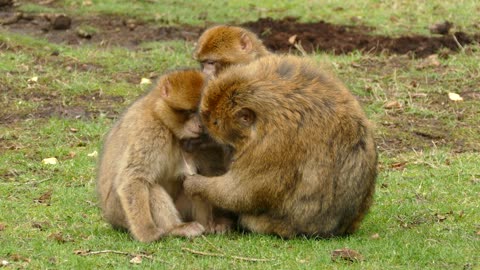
xmin=1 ymin=0 xmax=480 ymax=269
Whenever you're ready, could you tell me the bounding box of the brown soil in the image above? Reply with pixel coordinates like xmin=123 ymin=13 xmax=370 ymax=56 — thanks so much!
xmin=1 ymin=10 xmax=479 ymax=57
xmin=243 ymin=17 xmax=479 ymax=57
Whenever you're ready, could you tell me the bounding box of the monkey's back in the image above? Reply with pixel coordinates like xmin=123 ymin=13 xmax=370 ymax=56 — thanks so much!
xmin=96 ymin=95 xmax=183 ymax=228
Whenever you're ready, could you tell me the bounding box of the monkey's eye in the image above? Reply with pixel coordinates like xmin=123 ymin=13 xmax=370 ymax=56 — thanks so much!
xmin=202 ymin=60 xmax=216 ymax=66
xmin=213 ymin=119 xmax=219 ymax=126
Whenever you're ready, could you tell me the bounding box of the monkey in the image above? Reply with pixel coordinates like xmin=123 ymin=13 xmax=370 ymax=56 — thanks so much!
xmin=183 ymin=54 xmax=378 ymax=238
xmin=174 ymin=135 xmax=236 ymax=233
xmin=97 ymin=69 xmax=217 ymax=242
xmin=193 ymin=25 xmax=271 ymax=76
xmin=188 ymin=24 xmax=272 ymax=228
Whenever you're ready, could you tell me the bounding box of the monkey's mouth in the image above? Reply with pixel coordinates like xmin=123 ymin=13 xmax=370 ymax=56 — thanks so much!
xmin=189 ymin=129 xmax=203 ymax=137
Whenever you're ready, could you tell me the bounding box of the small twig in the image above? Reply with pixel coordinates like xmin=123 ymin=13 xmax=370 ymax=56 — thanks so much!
xmin=182 ymin=247 xmax=274 ymax=262
xmin=181 ymin=247 xmax=224 ymax=258
xmin=75 ymin=249 xmax=153 ymax=260
xmin=228 ymin=255 xmax=274 ymax=262
xmin=451 ymin=33 xmax=465 ymax=51
xmin=293 ymin=41 xmax=308 ymax=56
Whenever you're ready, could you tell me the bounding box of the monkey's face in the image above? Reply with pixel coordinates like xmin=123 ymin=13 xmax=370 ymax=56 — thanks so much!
xmin=193 ymin=25 xmax=255 ymax=77
xmin=198 ymin=59 xmax=229 ymax=77
xmin=200 ymin=104 xmax=256 ymax=149
xmin=179 ymin=112 xmax=203 ymax=139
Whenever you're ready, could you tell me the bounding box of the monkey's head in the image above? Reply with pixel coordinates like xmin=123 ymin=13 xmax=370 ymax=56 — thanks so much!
xmin=199 ymin=72 xmax=258 ymax=150
xmin=155 ymin=70 xmax=206 ymax=139
xmin=193 ymin=25 xmax=267 ymax=77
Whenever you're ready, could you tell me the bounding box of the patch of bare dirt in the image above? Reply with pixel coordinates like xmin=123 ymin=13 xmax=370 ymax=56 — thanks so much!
xmin=243 ymin=17 xmax=479 ymax=57
xmin=2 ymin=9 xmax=480 ymax=57
xmin=0 ymin=89 xmax=124 ymax=124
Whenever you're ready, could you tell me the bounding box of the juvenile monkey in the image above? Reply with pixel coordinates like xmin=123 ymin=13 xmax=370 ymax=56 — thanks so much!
xmin=193 ymin=25 xmax=271 ymax=76
xmin=175 ymin=135 xmax=236 ymax=233
xmin=184 ymin=55 xmax=378 ymax=238
xmin=97 ymin=69 xmax=213 ymax=242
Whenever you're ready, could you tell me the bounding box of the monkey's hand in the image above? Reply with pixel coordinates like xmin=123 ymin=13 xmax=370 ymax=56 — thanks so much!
xmin=183 ymin=175 xmax=208 ymax=197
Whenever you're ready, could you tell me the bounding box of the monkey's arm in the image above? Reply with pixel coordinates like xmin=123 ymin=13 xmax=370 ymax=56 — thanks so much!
xmin=184 ymin=173 xmax=269 ymax=214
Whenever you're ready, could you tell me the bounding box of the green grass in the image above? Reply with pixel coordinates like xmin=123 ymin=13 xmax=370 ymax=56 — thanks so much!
xmin=1 ymin=0 xmax=480 ymax=269
xmin=18 ymin=0 xmax=480 ymax=34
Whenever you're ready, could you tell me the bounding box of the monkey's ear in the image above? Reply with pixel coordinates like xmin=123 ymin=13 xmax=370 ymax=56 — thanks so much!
xmin=161 ymin=78 xmax=172 ymax=98
xmin=239 ymin=33 xmax=253 ymax=52
xmin=236 ymin=108 xmax=255 ymax=127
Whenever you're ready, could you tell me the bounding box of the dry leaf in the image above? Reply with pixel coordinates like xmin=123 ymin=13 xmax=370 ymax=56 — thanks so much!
xmin=69 ymin=127 xmax=78 ymax=133
xmin=384 ymin=100 xmax=402 ymax=109
xmin=417 ymin=54 xmax=440 ymax=69
xmin=140 ymin=78 xmax=152 ymax=85
xmin=48 ymin=232 xmax=72 ymax=243
xmin=87 ymin=151 xmax=98 ymax=157
xmin=1 ymin=260 xmax=9 ymax=266
xmin=130 ymin=256 xmax=142 ymax=264
xmin=435 ymin=213 xmax=447 ymax=222
xmin=411 ymin=93 xmax=427 ymax=98
xmin=42 ymin=157 xmax=58 ymax=165
xmin=390 ymin=162 xmax=407 ymax=170
xmin=476 ymin=230 xmax=480 ymax=236
xmin=288 ymin=34 xmax=297 ymax=44
xmin=82 ymin=0 xmax=92 ymax=6
xmin=73 ymin=249 xmax=90 ymax=255
xmin=28 ymin=76 xmax=39 ymax=83
xmin=32 ymin=221 xmax=50 ymax=230
xmin=370 ymin=233 xmax=380 ymax=239
xmin=10 ymin=254 xmax=30 ymax=263
xmin=448 ymin=92 xmax=463 ymax=101
xmin=68 ymin=152 xmax=76 ymax=158
xmin=331 ymin=248 xmax=364 ymax=262
xmin=34 ymin=190 xmax=52 ymax=204
xmin=0 ymin=223 xmax=5 ymax=231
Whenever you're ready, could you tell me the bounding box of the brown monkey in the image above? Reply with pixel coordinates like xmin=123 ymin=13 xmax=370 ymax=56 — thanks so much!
xmin=174 ymin=135 xmax=235 ymax=233
xmin=97 ymin=69 xmax=213 ymax=242
xmin=188 ymin=24 xmax=271 ymax=228
xmin=193 ymin=25 xmax=271 ymax=76
xmin=184 ymin=55 xmax=377 ymax=238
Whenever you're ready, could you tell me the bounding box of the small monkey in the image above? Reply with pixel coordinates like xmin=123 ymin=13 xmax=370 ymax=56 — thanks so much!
xmin=97 ymin=69 xmax=213 ymax=242
xmin=184 ymin=55 xmax=377 ymax=238
xmin=193 ymin=25 xmax=271 ymax=76
xmin=175 ymin=135 xmax=236 ymax=233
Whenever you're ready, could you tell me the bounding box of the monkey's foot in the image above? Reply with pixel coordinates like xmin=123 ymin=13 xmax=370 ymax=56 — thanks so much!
xmin=205 ymin=217 xmax=234 ymax=234
xmin=168 ymin=222 xmax=205 ymax=238
xmin=131 ymin=226 xmax=163 ymax=243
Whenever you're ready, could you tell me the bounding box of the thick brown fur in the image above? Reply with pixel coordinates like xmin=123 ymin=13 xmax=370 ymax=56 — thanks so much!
xmin=97 ymin=69 xmax=215 ymax=242
xmin=184 ymin=55 xmax=378 ymax=238
xmin=193 ymin=25 xmax=271 ymax=76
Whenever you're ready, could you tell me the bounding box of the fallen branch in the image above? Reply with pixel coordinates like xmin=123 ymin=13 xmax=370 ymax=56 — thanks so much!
xmin=293 ymin=41 xmax=308 ymax=56
xmin=182 ymin=247 xmax=274 ymax=262
xmin=181 ymin=247 xmax=224 ymax=258
xmin=451 ymin=33 xmax=465 ymax=51
xmin=74 ymin=249 xmax=153 ymax=260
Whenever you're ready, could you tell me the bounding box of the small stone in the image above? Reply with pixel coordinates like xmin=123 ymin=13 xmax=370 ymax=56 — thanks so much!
xmin=51 ymin=14 xmax=71 ymax=30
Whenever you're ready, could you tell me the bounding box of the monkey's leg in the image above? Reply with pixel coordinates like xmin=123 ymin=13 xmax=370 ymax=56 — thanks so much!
xmin=240 ymin=214 xmax=296 ymax=239
xmin=150 ymin=184 xmax=205 ymax=238
xmin=102 ymin=191 xmax=128 ymax=230
xmin=191 ymin=197 xmax=215 ymax=233
xmin=117 ymin=179 xmax=163 ymax=242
